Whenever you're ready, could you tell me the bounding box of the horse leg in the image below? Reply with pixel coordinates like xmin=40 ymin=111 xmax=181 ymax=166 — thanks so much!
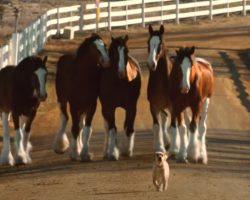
xmin=13 ymin=113 xmax=28 ymax=165
xmin=160 ymin=111 xmax=171 ymax=150
xmin=187 ymin=105 xmax=202 ymax=163
xmin=102 ymin=107 xmax=119 ymax=161
xmin=168 ymin=112 xmax=180 ymax=158
xmin=80 ymin=104 xmax=96 ymax=162
xmin=176 ymin=112 xmax=188 ymax=163
xmin=0 ymin=112 xmax=15 ymax=166
xmin=22 ymin=109 xmax=38 ymax=164
xmin=198 ymin=98 xmax=210 ymax=164
xmin=53 ymin=103 xmax=69 ymax=154
xmin=122 ymin=106 xmax=136 ymax=157
xmin=150 ymin=104 xmax=166 ymax=153
xmin=69 ymin=106 xmax=82 ymax=161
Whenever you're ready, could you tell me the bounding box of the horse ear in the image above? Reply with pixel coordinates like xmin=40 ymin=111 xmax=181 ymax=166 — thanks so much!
xmin=43 ymin=56 xmax=48 ymax=65
xmin=124 ymin=34 xmax=129 ymax=42
xmin=175 ymin=49 xmax=179 ymax=55
xmin=149 ymin=24 xmax=153 ymax=35
xmin=160 ymin=24 xmax=164 ymax=34
xmin=190 ymin=46 xmax=195 ymax=55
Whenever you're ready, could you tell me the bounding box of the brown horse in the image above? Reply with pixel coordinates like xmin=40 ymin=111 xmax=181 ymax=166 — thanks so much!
xmin=169 ymin=46 xmax=214 ymax=164
xmin=146 ymin=24 xmax=173 ymax=154
xmin=0 ymin=56 xmax=48 ymax=166
xmin=53 ymin=33 xmax=110 ymax=161
xmin=99 ymin=35 xmax=141 ymax=160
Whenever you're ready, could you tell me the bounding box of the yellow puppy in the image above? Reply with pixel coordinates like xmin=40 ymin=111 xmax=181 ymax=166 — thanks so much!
xmin=152 ymin=152 xmax=169 ymax=192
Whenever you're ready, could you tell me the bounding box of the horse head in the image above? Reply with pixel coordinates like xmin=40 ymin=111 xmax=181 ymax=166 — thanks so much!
xmin=16 ymin=56 xmax=48 ymax=101
xmin=147 ymin=24 xmax=165 ymax=71
xmin=174 ymin=46 xmax=196 ymax=94
xmin=76 ymin=33 xmax=110 ymax=68
xmin=31 ymin=56 xmax=48 ymax=101
xmin=109 ymin=35 xmax=130 ymax=79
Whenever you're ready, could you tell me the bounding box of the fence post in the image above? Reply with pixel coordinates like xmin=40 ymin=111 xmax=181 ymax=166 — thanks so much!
xmin=209 ymin=0 xmax=213 ymax=20
xmin=242 ymin=0 xmax=246 ymax=16
xmin=227 ymin=0 xmax=230 ymax=17
xmin=176 ymin=0 xmax=179 ymax=24
xmin=161 ymin=0 xmax=163 ymax=24
xmin=194 ymin=0 xmax=197 ymax=22
xmin=142 ymin=0 xmax=145 ymax=28
xmin=56 ymin=7 xmax=60 ymax=36
xmin=11 ymin=33 xmax=19 ymax=65
xmin=125 ymin=4 xmax=128 ymax=30
xmin=79 ymin=4 xmax=84 ymax=32
xmin=108 ymin=0 xmax=111 ymax=31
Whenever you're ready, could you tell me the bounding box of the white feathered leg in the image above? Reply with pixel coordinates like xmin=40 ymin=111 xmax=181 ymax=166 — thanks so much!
xmin=53 ymin=111 xmax=69 ymax=154
xmin=80 ymin=125 xmax=93 ymax=161
xmin=107 ymin=128 xmax=119 ymax=161
xmin=168 ymin=126 xmax=180 ymax=157
xmin=153 ymin=124 xmax=166 ymax=153
xmin=187 ymin=127 xmax=200 ymax=163
xmin=122 ymin=131 xmax=135 ymax=157
xmin=0 ymin=112 xmax=15 ymax=166
xmin=15 ymin=127 xmax=28 ymax=165
xmin=176 ymin=122 xmax=188 ymax=162
xmin=198 ymin=98 xmax=210 ymax=164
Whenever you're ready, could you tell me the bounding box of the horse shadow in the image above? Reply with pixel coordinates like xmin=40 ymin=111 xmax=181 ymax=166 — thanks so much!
xmin=219 ymin=51 xmax=250 ymax=112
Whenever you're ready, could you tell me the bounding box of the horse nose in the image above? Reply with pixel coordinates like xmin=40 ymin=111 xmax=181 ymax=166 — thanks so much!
xmin=147 ymin=62 xmax=156 ymax=71
xmin=39 ymin=93 xmax=48 ymax=101
xmin=101 ymin=59 xmax=110 ymax=68
xmin=118 ymin=71 xmax=126 ymax=79
xmin=181 ymin=87 xmax=190 ymax=94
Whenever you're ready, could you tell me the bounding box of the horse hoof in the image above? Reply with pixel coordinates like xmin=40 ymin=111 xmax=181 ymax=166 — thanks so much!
xmin=198 ymin=157 xmax=208 ymax=165
xmin=108 ymin=154 xmax=119 ymax=161
xmin=0 ymin=158 xmax=15 ymax=166
xmin=80 ymin=153 xmax=93 ymax=162
xmin=187 ymin=156 xmax=198 ymax=163
xmin=15 ymin=156 xmax=28 ymax=165
xmin=165 ymin=144 xmax=170 ymax=151
xmin=0 ymin=153 xmax=15 ymax=166
xmin=176 ymin=158 xmax=188 ymax=164
xmin=53 ymin=135 xmax=69 ymax=154
xmin=121 ymin=151 xmax=133 ymax=158
xmin=167 ymin=153 xmax=176 ymax=160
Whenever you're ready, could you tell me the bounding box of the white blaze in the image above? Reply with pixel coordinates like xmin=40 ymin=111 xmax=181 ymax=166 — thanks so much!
xmin=147 ymin=36 xmax=160 ymax=69
xmin=118 ymin=46 xmax=125 ymax=76
xmin=180 ymin=57 xmax=192 ymax=91
xmin=94 ymin=39 xmax=109 ymax=63
xmin=34 ymin=68 xmax=47 ymax=98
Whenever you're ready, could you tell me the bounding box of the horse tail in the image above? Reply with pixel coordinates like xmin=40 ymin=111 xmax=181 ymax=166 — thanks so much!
xmin=56 ymin=54 xmax=74 ymax=104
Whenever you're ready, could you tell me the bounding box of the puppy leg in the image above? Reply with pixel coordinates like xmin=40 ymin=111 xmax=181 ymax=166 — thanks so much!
xmin=153 ymin=172 xmax=161 ymax=191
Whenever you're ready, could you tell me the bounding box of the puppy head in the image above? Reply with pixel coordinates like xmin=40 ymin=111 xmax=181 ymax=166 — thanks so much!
xmin=155 ymin=152 xmax=168 ymax=167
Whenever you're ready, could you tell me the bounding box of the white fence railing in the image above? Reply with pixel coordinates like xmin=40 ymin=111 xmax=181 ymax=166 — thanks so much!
xmin=0 ymin=0 xmax=249 ymax=69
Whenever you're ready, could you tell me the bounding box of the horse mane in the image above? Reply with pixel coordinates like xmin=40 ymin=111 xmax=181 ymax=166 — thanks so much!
xmin=76 ymin=33 xmax=102 ymax=60
xmin=16 ymin=56 xmax=44 ymax=74
xmin=13 ymin=56 xmax=44 ymax=99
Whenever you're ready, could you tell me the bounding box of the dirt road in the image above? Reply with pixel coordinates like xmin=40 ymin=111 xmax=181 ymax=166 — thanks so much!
xmin=0 ymin=15 xmax=250 ymax=200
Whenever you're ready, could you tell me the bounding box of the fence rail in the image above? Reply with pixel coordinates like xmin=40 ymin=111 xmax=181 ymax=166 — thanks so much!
xmin=0 ymin=0 xmax=249 ymax=69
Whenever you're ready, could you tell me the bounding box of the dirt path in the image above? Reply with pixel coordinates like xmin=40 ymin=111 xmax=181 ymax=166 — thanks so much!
xmin=0 ymin=15 xmax=250 ymax=200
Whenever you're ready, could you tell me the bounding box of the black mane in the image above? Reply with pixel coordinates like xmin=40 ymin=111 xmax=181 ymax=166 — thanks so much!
xmin=76 ymin=33 xmax=102 ymax=60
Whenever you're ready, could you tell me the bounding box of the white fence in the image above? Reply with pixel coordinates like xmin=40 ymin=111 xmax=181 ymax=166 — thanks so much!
xmin=0 ymin=0 xmax=249 ymax=69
